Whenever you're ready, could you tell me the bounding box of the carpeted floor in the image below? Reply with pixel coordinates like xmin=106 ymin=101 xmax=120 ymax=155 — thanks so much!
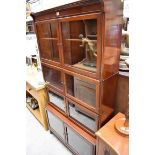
xmin=26 ymin=108 xmax=73 ymax=155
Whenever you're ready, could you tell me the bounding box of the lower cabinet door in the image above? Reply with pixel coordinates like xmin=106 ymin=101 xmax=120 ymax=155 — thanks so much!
xmin=46 ymin=109 xmax=65 ymax=140
xmin=66 ymin=125 xmax=95 ymax=155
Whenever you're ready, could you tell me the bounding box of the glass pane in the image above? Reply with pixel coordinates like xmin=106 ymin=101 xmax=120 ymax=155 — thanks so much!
xmin=37 ymin=22 xmax=58 ymax=38
xmin=37 ymin=22 xmax=51 ymax=38
xmin=39 ymin=39 xmax=59 ymax=61
xmin=37 ymin=22 xmax=60 ymax=62
xmin=65 ymin=74 xmax=96 ymax=108
xmin=51 ymin=40 xmax=59 ymax=61
xmin=48 ymin=90 xmax=65 ymax=111
xmin=62 ymin=19 xmax=97 ymax=73
xmin=68 ymin=102 xmax=97 ymax=132
xmin=46 ymin=110 xmax=64 ymax=139
xmin=42 ymin=65 xmax=63 ymax=90
xmin=67 ymin=126 xmax=94 ymax=155
xmin=39 ymin=39 xmax=52 ymax=59
xmin=50 ymin=22 xmax=58 ymax=38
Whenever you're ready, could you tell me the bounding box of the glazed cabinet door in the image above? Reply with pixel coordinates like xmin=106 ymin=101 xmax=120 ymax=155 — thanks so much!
xmin=66 ymin=125 xmax=95 ymax=155
xmin=67 ymin=99 xmax=98 ymax=133
xmin=35 ymin=20 xmax=60 ymax=64
xmin=60 ymin=13 xmax=102 ymax=79
xmin=42 ymin=64 xmax=64 ymax=93
xmin=64 ymin=71 xmax=100 ymax=113
xmin=46 ymin=109 xmax=65 ymax=141
xmin=48 ymin=88 xmax=66 ymax=113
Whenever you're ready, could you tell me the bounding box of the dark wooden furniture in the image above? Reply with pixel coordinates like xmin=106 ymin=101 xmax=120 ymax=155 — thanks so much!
xmin=31 ymin=0 xmax=123 ymax=154
xmin=96 ymin=113 xmax=129 ymax=155
xmin=115 ymin=71 xmax=129 ymax=114
xmin=46 ymin=104 xmax=96 ymax=155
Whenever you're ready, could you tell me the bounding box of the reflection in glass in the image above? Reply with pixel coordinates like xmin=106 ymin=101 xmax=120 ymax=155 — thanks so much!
xmin=48 ymin=91 xmax=65 ymax=111
xmin=46 ymin=110 xmax=65 ymax=139
xmin=37 ymin=22 xmax=60 ymax=62
xmin=66 ymin=74 xmax=96 ymax=108
xmin=67 ymin=126 xmax=95 ymax=155
xmin=69 ymin=102 xmax=96 ymax=132
xmin=42 ymin=65 xmax=63 ymax=90
xmin=37 ymin=22 xmax=51 ymax=38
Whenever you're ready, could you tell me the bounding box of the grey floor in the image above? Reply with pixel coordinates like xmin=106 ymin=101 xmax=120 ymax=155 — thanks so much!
xmin=26 ymin=108 xmax=73 ymax=155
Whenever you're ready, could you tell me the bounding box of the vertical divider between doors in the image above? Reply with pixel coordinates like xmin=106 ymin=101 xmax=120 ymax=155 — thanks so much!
xmin=96 ymin=14 xmax=102 ymax=79
xmin=57 ymin=20 xmax=64 ymax=66
xmin=63 ymin=123 xmax=68 ymax=144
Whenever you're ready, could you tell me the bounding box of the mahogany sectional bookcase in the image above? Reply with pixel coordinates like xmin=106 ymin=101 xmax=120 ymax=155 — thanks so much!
xmin=31 ymin=0 xmax=123 ymax=155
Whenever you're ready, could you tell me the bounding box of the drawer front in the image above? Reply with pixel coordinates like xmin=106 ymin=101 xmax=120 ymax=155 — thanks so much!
xmin=46 ymin=109 xmax=65 ymax=140
xmin=68 ymin=101 xmax=97 ymax=133
xmin=26 ymin=82 xmax=38 ymax=100
xmin=67 ymin=125 xmax=95 ymax=155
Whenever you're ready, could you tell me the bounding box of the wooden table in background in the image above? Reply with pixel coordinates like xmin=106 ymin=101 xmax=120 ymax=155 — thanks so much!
xmin=96 ymin=113 xmax=129 ymax=155
xmin=26 ymin=66 xmax=48 ymax=130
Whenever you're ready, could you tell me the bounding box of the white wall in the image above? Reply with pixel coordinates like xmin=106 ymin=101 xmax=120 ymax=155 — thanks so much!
xmin=30 ymin=0 xmax=80 ymax=12
xmin=123 ymin=0 xmax=129 ymax=18
xmin=26 ymin=0 xmax=79 ymax=66
xmin=41 ymin=0 xmax=80 ymax=11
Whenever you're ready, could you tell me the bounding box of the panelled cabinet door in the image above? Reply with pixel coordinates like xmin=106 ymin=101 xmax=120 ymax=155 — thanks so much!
xmin=46 ymin=109 xmax=65 ymax=140
xmin=60 ymin=13 xmax=102 ymax=78
xmin=36 ymin=20 xmax=60 ymax=63
xmin=66 ymin=125 xmax=95 ymax=155
xmin=42 ymin=64 xmax=64 ymax=92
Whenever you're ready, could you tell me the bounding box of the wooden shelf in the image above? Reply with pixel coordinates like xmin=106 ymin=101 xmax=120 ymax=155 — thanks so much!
xmin=87 ymin=35 xmax=97 ymax=37
xmin=73 ymin=62 xmax=96 ymax=73
xmin=65 ymin=38 xmax=97 ymax=42
xmin=26 ymin=104 xmax=42 ymax=125
xmin=26 ymin=66 xmax=48 ymax=130
xmin=40 ymin=38 xmax=58 ymax=40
